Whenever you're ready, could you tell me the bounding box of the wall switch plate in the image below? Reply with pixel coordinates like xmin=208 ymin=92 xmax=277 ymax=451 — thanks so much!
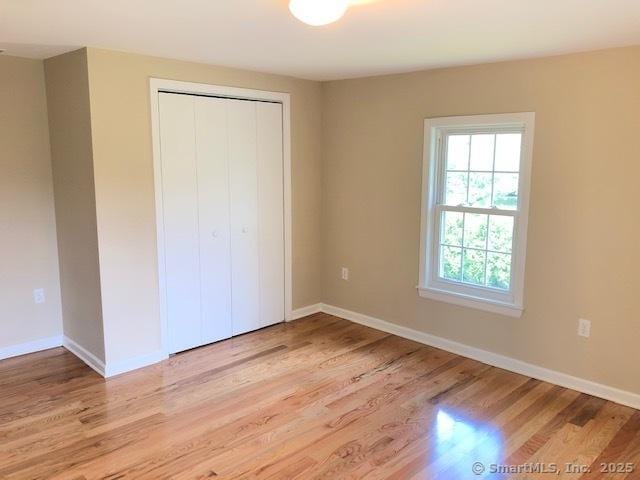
xmin=578 ymin=318 xmax=591 ymax=338
xmin=33 ymin=288 xmax=46 ymax=304
xmin=341 ymin=267 xmax=349 ymax=281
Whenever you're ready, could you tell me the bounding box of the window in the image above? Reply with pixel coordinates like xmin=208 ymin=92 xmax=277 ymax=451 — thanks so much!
xmin=418 ymin=113 xmax=535 ymax=317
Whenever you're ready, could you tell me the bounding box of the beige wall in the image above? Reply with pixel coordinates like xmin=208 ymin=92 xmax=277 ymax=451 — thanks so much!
xmin=85 ymin=48 xmax=323 ymax=363
xmin=322 ymin=46 xmax=640 ymax=394
xmin=45 ymin=49 xmax=105 ymax=361
xmin=0 ymin=55 xmax=62 ymax=349
xmin=24 ymin=44 xmax=638 ymax=394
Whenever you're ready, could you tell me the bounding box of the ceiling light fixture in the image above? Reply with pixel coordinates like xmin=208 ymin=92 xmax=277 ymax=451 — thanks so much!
xmin=289 ymin=0 xmax=349 ymax=26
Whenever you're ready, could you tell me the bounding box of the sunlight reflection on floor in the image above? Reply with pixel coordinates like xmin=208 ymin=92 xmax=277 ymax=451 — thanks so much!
xmin=431 ymin=408 xmax=505 ymax=478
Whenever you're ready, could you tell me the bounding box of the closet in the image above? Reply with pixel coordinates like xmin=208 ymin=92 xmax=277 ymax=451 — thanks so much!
xmin=158 ymin=92 xmax=284 ymax=354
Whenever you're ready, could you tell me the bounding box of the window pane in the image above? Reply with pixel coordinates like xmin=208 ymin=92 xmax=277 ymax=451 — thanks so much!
xmin=445 ymin=172 xmax=468 ymax=206
xmin=468 ymin=172 xmax=492 ymax=208
xmin=463 ymin=249 xmax=486 ymax=285
xmin=492 ymin=173 xmax=519 ymax=210
xmin=441 ymin=211 xmax=463 ymax=246
xmin=495 ymin=133 xmax=521 ymax=172
xmin=447 ymin=135 xmax=470 ymax=171
xmin=487 ymin=252 xmax=512 ymax=290
xmin=441 ymin=246 xmax=462 ymax=281
xmin=469 ymin=134 xmax=495 ymax=171
xmin=463 ymin=213 xmax=487 ymax=249
xmin=488 ymin=215 xmax=514 ymax=253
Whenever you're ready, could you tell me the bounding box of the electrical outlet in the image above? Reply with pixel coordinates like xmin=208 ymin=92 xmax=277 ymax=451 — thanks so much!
xmin=578 ymin=318 xmax=591 ymax=338
xmin=341 ymin=267 xmax=349 ymax=281
xmin=33 ymin=288 xmax=46 ymax=304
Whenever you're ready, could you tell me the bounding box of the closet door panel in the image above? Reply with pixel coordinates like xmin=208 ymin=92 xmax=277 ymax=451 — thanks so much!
xmin=257 ymin=102 xmax=285 ymax=328
xmin=228 ymin=100 xmax=261 ymax=335
xmin=195 ymin=97 xmax=233 ymax=344
xmin=159 ymin=93 xmax=202 ymax=354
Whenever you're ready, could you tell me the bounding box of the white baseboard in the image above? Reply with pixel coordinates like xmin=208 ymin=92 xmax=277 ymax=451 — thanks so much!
xmin=104 ymin=351 xmax=168 ymax=378
xmin=0 ymin=335 xmax=63 ymax=361
xmin=287 ymin=303 xmax=323 ymax=322
xmin=63 ymin=336 xmax=168 ymax=378
xmin=292 ymin=303 xmax=640 ymax=410
xmin=63 ymin=336 xmax=106 ymax=377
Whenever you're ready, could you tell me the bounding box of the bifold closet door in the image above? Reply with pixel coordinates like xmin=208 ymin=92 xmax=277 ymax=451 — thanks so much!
xmin=159 ymin=93 xmax=202 ymax=353
xmin=194 ymin=97 xmax=233 ymax=345
xmin=228 ymin=100 xmax=260 ymax=335
xmin=228 ymin=100 xmax=284 ymax=335
xmin=255 ymin=102 xmax=285 ymax=333
xmin=159 ymin=93 xmax=232 ymax=354
xmin=159 ymin=92 xmax=284 ymax=354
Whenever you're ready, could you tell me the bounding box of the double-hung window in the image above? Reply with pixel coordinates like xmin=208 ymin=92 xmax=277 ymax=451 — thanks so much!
xmin=418 ymin=113 xmax=535 ymax=317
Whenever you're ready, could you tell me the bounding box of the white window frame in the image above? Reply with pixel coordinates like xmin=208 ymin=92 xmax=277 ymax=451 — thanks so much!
xmin=418 ymin=113 xmax=535 ymax=318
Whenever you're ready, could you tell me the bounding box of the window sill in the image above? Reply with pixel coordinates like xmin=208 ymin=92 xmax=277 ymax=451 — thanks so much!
xmin=417 ymin=286 xmax=523 ymax=318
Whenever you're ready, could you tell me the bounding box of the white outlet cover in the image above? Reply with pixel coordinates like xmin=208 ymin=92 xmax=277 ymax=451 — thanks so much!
xmin=33 ymin=288 xmax=45 ymax=304
xmin=341 ymin=267 xmax=349 ymax=281
xmin=578 ymin=318 xmax=591 ymax=338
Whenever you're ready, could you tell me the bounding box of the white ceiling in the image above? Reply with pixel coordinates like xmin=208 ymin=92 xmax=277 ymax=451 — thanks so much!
xmin=2 ymin=0 xmax=640 ymax=81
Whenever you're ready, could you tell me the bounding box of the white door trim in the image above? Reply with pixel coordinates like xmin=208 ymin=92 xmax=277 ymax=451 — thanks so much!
xmin=149 ymin=78 xmax=293 ymax=357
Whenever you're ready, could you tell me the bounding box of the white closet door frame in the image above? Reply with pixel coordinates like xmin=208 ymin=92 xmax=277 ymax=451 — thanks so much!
xmin=149 ymin=78 xmax=293 ymax=357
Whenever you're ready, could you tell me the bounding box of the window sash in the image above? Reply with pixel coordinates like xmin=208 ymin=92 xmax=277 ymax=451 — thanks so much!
xmin=436 ymin=130 xmax=525 ymax=212
xmin=431 ymin=205 xmax=518 ymax=294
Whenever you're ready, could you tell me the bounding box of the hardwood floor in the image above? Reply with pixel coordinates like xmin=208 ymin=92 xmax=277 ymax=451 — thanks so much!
xmin=1 ymin=313 xmax=639 ymax=479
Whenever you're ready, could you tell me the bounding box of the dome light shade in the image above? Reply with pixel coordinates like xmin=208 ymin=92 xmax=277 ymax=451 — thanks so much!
xmin=289 ymin=0 xmax=349 ymax=26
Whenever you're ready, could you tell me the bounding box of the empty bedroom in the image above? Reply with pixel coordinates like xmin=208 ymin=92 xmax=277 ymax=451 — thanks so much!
xmin=1 ymin=0 xmax=639 ymax=478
